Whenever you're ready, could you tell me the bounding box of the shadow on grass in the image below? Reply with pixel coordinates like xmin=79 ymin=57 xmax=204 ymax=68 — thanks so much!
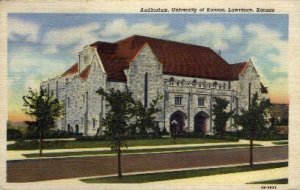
xmin=249 ymin=178 xmax=288 ymax=184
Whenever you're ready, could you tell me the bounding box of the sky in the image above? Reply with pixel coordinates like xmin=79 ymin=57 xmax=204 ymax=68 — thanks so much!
xmin=8 ymin=13 xmax=289 ymax=121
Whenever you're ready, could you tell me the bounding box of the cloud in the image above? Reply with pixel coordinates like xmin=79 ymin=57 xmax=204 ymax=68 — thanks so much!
xmin=8 ymin=18 xmax=40 ymax=42
xmin=242 ymin=23 xmax=288 ymax=83
xmin=241 ymin=24 xmax=288 ymax=103
xmin=175 ymin=22 xmax=242 ymax=50
xmin=42 ymin=23 xmax=101 ymax=54
xmin=101 ymin=19 xmax=173 ymax=40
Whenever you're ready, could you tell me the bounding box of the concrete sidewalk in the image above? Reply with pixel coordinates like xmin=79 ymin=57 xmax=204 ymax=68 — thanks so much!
xmin=7 ymin=139 xmax=287 ymax=160
xmin=19 ymin=160 xmax=287 ymax=185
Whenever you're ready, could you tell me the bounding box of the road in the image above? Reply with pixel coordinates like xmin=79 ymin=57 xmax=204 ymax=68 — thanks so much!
xmin=7 ymin=146 xmax=288 ymax=182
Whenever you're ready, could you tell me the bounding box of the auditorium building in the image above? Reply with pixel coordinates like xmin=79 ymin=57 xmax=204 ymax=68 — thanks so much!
xmin=41 ymin=35 xmax=268 ymax=136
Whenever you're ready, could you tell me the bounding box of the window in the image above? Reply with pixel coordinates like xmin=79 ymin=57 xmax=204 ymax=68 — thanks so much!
xmin=84 ymin=55 xmax=88 ymax=64
xmin=192 ymin=79 xmax=197 ymax=87
xmin=170 ymin=77 xmax=174 ymax=85
xmin=198 ymin=98 xmax=205 ymax=106
xmin=92 ymin=118 xmax=96 ymax=129
xmin=67 ymin=97 xmax=71 ymax=107
xmin=175 ymin=96 xmax=182 ymax=105
xmin=56 ymin=81 xmax=58 ymax=98
xmin=213 ymin=81 xmax=218 ymax=88
xmin=144 ymin=72 xmax=148 ymax=107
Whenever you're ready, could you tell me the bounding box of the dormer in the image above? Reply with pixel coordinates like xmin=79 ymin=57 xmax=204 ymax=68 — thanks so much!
xmin=78 ymin=46 xmax=93 ymax=73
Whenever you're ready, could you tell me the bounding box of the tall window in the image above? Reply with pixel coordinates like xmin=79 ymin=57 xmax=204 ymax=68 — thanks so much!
xmin=144 ymin=72 xmax=148 ymax=107
xmin=175 ymin=96 xmax=182 ymax=105
xmin=56 ymin=81 xmax=58 ymax=98
xmin=67 ymin=97 xmax=71 ymax=107
xmin=92 ymin=118 xmax=96 ymax=129
xmin=198 ymin=98 xmax=205 ymax=106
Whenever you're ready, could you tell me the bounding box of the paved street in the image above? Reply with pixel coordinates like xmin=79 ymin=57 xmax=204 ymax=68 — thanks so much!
xmin=7 ymin=146 xmax=288 ymax=182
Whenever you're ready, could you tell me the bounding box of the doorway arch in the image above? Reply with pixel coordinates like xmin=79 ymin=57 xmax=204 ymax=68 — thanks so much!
xmin=194 ymin=111 xmax=209 ymax=133
xmin=170 ymin=110 xmax=187 ymax=134
xmin=75 ymin=124 xmax=79 ymax=134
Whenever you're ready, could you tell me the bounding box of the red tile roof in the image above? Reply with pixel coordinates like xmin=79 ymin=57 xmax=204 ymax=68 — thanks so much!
xmin=61 ymin=63 xmax=78 ymax=77
xmin=79 ymin=65 xmax=91 ymax=80
xmin=91 ymin=35 xmax=247 ymax=82
xmin=230 ymin=62 xmax=248 ymax=80
xmin=62 ymin=35 xmax=251 ymax=82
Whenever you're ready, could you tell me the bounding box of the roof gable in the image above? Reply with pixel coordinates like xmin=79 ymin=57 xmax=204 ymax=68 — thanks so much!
xmin=61 ymin=35 xmax=255 ymax=82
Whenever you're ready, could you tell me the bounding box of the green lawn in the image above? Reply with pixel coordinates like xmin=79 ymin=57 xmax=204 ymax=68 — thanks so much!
xmin=81 ymin=162 xmax=288 ymax=183
xmin=249 ymin=178 xmax=288 ymax=184
xmin=272 ymin=141 xmax=288 ymax=145
xmin=22 ymin=144 xmax=261 ymax=158
xmin=8 ymin=138 xmax=236 ymax=150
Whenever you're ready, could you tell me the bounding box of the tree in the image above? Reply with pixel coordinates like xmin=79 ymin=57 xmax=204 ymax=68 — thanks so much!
xmin=131 ymin=93 xmax=162 ymax=137
xmin=23 ymin=87 xmax=64 ymax=157
xmin=212 ymin=97 xmax=234 ymax=135
xmin=96 ymin=87 xmax=136 ymax=178
xmin=234 ymin=92 xmax=271 ymax=167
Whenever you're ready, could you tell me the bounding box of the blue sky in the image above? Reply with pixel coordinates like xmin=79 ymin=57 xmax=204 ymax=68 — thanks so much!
xmin=8 ymin=13 xmax=289 ymax=119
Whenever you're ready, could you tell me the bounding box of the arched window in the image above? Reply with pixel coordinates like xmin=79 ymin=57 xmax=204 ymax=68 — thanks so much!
xmin=144 ymin=72 xmax=148 ymax=107
xmin=170 ymin=77 xmax=174 ymax=85
xmin=213 ymin=81 xmax=218 ymax=88
xmin=192 ymin=79 xmax=197 ymax=87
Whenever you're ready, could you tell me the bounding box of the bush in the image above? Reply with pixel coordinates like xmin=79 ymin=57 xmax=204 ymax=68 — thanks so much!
xmin=14 ymin=139 xmax=66 ymax=149
xmin=175 ymin=132 xmax=240 ymax=141
xmin=76 ymin=135 xmax=106 ymax=141
xmin=7 ymin=128 xmax=23 ymax=140
xmin=238 ymin=128 xmax=288 ymax=141
xmin=160 ymin=127 xmax=169 ymax=135
xmin=25 ymin=129 xmax=78 ymax=139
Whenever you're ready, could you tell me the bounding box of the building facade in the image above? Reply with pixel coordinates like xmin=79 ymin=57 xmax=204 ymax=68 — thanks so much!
xmin=41 ymin=35 xmax=268 ymax=136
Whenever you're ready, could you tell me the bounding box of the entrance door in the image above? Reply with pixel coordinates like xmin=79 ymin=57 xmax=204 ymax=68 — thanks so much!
xmin=170 ymin=110 xmax=187 ymax=134
xmin=194 ymin=112 xmax=209 ymax=133
xmin=75 ymin=124 xmax=79 ymax=134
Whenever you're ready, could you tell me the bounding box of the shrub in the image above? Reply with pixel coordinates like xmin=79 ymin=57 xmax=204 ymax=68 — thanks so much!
xmin=175 ymin=132 xmax=240 ymax=141
xmin=14 ymin=139 xmax=66 ymax=149
xmin=25 ymin=129 xmax=77 ymax=139
xmin=76 ymin=135 xmax=106 ymax=141
xmin=160 ymin=127 xmax=169 ymax=135
xmin=7 ymin=128 xmax=23 ymax=140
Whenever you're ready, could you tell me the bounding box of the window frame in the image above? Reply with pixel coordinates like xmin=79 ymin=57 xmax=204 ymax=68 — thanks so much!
xmin=174 ymin=96 xmax=183 ymax=106
xmin=197 ymin=97 xmax=205 ymax=107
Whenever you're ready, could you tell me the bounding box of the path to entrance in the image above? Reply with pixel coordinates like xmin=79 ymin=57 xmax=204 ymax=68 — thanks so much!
xmin=7 ymin=146 xmax=288 ymax=182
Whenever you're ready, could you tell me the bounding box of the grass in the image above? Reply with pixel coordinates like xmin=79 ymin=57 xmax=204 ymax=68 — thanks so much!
xmin=8 ymin=138 xmax=235 ymax=150
xmin=22 ymin=144 xmax=261 ymax=158
xmin=81 ymin=162 xmax=288 ymax=183
xmin=272 ymin=141 xmax=288 ymax=145
xmin=249 ymin=178 xmax=288 ymax=184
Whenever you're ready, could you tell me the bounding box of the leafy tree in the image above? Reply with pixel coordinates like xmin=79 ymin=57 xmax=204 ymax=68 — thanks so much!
xmin=212 ymin=97 xmax=234 ymax=135
xmin=234 ymin=92 xmax=271 ymax=167
xmin=96 ymin=87 xmax=136 ymax=178
xmin=23 ymin=87 xmax=64 ymax=156
xmin=131 ymin=94 xmax=162 ymax=137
